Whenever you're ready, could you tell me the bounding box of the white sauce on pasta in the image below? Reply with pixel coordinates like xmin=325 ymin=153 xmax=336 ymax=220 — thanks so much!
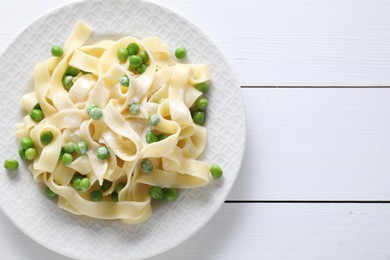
xmin=17 ymin=21 xmax=212 ymax=224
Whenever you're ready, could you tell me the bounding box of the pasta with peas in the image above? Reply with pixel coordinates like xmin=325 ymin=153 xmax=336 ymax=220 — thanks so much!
xmin=13 ymin=21 xmax=223 ymax=224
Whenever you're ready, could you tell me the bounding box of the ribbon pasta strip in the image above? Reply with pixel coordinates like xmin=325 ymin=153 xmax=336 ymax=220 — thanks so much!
xmin=17 ymin=21 xmax=212 ymax=223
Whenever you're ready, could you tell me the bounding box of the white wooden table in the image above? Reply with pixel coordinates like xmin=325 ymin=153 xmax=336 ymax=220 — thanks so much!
xmin=2 ymin=0 xmax=390 ymax=259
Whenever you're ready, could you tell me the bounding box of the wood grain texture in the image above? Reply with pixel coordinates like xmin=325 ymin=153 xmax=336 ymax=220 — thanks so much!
xmin=1 ymin=1 xmax=389 ymax=201
xmin=2 ymin=0 xmax=390 ymax=86
xmin=228 ymin=88 xmax=390 ymax=200
xmin=2 ymin=204 xmax=390 ymax=260
xmin=157 ymin=0 xmax=390 ymax=86
xmin=1 ymin=1 xmax=390 ymax=260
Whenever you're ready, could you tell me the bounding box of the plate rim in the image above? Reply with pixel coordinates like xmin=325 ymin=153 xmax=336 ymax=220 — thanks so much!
xmin=0 ymin=0 xmax=247 ymax=259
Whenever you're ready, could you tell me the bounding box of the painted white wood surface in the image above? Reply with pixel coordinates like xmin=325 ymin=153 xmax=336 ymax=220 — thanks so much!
xmin=228 ymin=88 xmax=390 ymax=200
xmin=4 ymin=88 xmax=390 ymax=259
xmin=1 ymin=0 xmax=390 ymax=260
xmin=2 ymin=0 xmax=390 ymax=86
xmin=2 ymin=204 xmax=390 ymax=260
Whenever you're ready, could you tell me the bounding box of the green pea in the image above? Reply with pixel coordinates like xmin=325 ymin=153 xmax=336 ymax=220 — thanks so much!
xmin=149 ymin=186 xmax=164 ymax=200
xmin=120 ymin=75 xmax=130 ymax=87
xmin=210 ymin=164 xmax=223 ymax=179
xmin=158 ymin=134 xmax=168 ymax=141
xmin=196 ymin=97 xmax=209 ymax=111
xmin=115 ymin=183 xmax=126 ymax=194
xmin=75 ymin=141 xmax=88 ymax=155
xmin=40 ymin=131 xmax=53 ymax=145
xmin=165 ymin=188 xmax=178 ymax=201
xmin=64 ymin=141 xmax=76 ymax=153
xmin=86 ymin=104 xmax=99 ymax=113
xmin=90 ymin=190 xmax=103 ymax=202
xmin=148 ymin=114 xmax=160 ymax=126
xmin=111 ymin=192 xmax=119 ymax=202
xmin=137 ymin=64 xmax=147 ymax=74
xmin=149 ymin=186 xmax=165 ymax=200
xmin=101 ymin=180 xmax=111 ymax=191
xmin=129 ymin=102 xmax=140 ymax=115
xmin=129 ymin=64 xmax=138 ymax=71
xmin=88 ymin=107 xmax=103 ymax=120
xmin=141 ymin=159 xmax=153 ymax=174
xmin=129 ymin=55 xmax=142 ymax=68
xmin=62 ymin=75 xmax=74 ymax=90
xmin=20 ymin=137 xmax=34 ymax=150
xmin=196 ymin=82 xmax=209 ymax=94
xmin=72 ymin=176 xmax=82 ymax=190
xmin=19 ymin=147 xmax=27 ymax=160
xmin=127 ymin=42 xmax=139 ymax=55
xmin=61 ymin=153 xmax=73 ymax=165
xmin=30 ymin=109 xmax=44 ymax=122
xmin=25 ymin=148 xmax=37 ymax=160
xmin=145 ymin=130 xmax=158 ymax=144
xmin=4 ymin=159 xmax=19 ymax=170
xmin=192 ymin=111 xmax=205 ymax=125
xmin=65 ymin=66 xmax=80 ymax=77
xmin=175 ymin=48 xmax=187 ymax=59
xmin=45 ymin=187 xmax=57 ymax=198
xmin=51 ymin=45 xmax=63 ymax=57
xmin=79 ymin=177 xmax=91 ymax=191
xmin=117 ymin=47 xmax=129 ymax=62
xmin=139 ymin=50 xmax=149 ymax=62
xmin=96 ymin=146 xmax=110 ymax=160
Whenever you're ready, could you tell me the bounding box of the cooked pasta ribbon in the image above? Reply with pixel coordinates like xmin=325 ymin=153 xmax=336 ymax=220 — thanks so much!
xmin=17 ymin=21 xmax=212 ymax=223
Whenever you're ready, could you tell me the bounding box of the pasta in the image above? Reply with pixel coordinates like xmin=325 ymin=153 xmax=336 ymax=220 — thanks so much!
xmin=15 ymin=21 xmax=220 ymax=224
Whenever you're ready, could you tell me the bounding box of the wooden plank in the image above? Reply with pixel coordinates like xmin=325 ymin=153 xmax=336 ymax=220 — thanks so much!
xmin=0 ymin=2 xmax=389 ymax=199
xmin=1 ymin=0 xmax=390 ymax=85
xmin=2 ymin=203 xmax=390 ymax=259
xmin=158 ymin=0 xmax=390 ymax=86
xmin=158 ymin=203 xmax=390 ymax=260
xmin=227 ymin=88 xmax=390 ymax=200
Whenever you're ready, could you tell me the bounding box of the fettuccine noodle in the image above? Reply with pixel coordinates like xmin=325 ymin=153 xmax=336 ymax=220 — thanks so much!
xmin=16 ymin=21 xmax=215 ymax=224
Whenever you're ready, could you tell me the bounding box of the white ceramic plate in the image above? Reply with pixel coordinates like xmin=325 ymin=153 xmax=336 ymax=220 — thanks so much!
xmin=0 ymin=0 xmax=246 ymax=259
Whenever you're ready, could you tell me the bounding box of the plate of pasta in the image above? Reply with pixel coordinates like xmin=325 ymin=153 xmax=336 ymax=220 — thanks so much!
xmin=0 ymin=0 xmax=245 ymax=259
